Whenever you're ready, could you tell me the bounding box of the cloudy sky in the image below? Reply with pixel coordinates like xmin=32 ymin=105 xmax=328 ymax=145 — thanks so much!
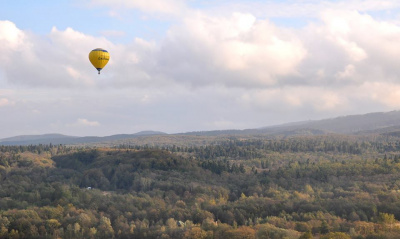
xmin=1 ymin=0 xmax=400 ymax=138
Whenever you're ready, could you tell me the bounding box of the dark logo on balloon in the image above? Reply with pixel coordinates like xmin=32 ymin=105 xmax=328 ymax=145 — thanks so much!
xmin=98 ymin=56 xmax=110 ymax=60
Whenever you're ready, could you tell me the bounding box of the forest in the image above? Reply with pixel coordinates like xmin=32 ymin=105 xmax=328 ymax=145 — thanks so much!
xmin=1 ymin=135 xmax=400 ymax=238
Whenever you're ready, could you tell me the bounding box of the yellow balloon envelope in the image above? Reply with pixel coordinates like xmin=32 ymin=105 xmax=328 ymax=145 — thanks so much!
xmin=89 ymin=48 xmax=110 ymax=74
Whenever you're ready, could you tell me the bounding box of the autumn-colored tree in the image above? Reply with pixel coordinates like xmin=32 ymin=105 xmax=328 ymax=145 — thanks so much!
xmin=296 ymin=222 xmax=311 ymax=232
xmin=378 ymin=212 xmax=396 ymax=231
xmin=320 ymin=220 xmax=330 ymax=234
xmin=225 ymin=226 xmax=256 ymax=239
xmin=97 ymin=216 xmax=115 ymax=239
xmin=320 ymin=232 xmax=351 ymax=239
xmin=46 ymin=219 xmax=61 ymax=237
xmin=299 ymin=230 xmax=313 ymax=239
xmin=8 ymin=229 xmax=19 ymax=239
xmin=202 ymin=218 xmax=218 ymax=231
xmin=183 ymin=227 xmax=208 ymax=239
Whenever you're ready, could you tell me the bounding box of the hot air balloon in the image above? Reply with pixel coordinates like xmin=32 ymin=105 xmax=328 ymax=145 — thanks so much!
xmin=89 ymin=48 xmax=110 ymax=74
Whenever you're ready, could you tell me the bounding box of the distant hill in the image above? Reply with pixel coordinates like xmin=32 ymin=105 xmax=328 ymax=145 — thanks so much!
xmin=0 ymin=134 xmax=79 ymax=145
xmin=260 ymin=110 xmax=400 ymax=135
xmin=0 ymin=131 xmax=167 ymax=146
xmin=181 ymin=110 xmax=400 ymax=136
xmin=0 ymin=133 xmax=77 ymax=142
xmin=3 ymin=110 xmax=400 ymax=145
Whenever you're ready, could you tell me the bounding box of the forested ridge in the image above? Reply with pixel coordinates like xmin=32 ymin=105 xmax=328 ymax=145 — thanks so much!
xmin=1 ymin=136 xmax=400 ymax=238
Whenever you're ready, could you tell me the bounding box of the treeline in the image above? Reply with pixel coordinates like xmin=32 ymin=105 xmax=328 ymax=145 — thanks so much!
xmin=117 ymin=137 xmax=393 ymax=160
xmin=165 ymin=138 xmax=365 ymax=155
xmin=0 ymin=144 xmax=72 ymax=155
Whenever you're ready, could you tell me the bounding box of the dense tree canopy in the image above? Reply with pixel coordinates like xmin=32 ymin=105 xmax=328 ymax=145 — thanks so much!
xmin=0 ymin=135 xmax=400 ymax=238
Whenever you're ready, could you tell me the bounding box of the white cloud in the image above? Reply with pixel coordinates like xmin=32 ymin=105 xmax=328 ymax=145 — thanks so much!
xmin=151 ymin=12 xmax=307 ymax=88
xmin=293 ymin=9 xmax=400 ymax=91
xmin=321 ymin=10 xmax=368 ymax=62
xmin=0 ymin=98 xmax=10 ymax=107
xmin=239 ymin=87 xmax=349 ymax=112
xmin=91 ymin=0 xmax=187 ymax=15
xmin=336 ymin=64 xmax=356 ymax=80
xmin=0 ymin=21 xmax=25 ymax=49
xmin=212 ymin=0 xmax=400 ymax=19
xmin=75 ymin=118 xmax=101 ymax=127
xmin=3 ymin=8 xmax=400 ymax=92
xmin=360 ymin=82 xmax=400 ymax=108
xmin=100 ymin=30 xmax=126 ymax=38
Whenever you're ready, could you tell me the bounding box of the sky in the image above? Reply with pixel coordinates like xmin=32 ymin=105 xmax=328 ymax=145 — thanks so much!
xmin=1 ymin=0 xmax=400 ymax=138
